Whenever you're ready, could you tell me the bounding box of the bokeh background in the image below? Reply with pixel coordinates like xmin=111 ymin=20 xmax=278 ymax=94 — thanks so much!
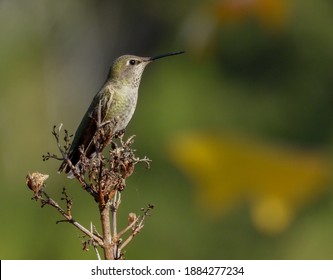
xmin=1 ymin=0 xmax=333 ymax=259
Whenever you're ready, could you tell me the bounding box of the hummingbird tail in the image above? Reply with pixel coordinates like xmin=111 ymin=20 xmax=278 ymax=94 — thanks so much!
xmin=58 ymin=160 xmax=69 ymax=174
xmin=58 ymin=161 xmax=76 ymax=179
xmin=58 ymin=146 xmax=88 ymax=174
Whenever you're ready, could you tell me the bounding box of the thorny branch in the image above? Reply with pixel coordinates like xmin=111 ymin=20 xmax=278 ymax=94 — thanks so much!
xmin=26 ymin=124 xmax=153 ymax=259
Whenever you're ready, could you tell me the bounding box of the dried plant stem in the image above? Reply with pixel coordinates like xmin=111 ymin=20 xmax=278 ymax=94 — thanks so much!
xmin=90 ymin=222 xmax=102 ymax=260
xmin=119 ymin=218 xmax=144 ymax=252
xmin=42 ymin=191 xmax=103 ymax=246
xmin=99 ymin=203 xmax=113 ymax=260
xmin=30 ymin=125 xmax=153 ymax=259
xmin=112 ymin=191 xmax=121 ymax=236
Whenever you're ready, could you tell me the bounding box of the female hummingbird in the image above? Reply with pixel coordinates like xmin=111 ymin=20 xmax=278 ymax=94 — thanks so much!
xmin=59 ymin=51 xmax=184 ymax=173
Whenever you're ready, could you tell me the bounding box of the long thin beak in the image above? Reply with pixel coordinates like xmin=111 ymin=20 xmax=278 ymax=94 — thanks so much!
xmin=149 ymin=51 xmax=185 ymax=61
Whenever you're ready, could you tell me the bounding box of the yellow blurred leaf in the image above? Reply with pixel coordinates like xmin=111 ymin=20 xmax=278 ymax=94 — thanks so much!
xmin=214 ymin=0 xmax=291 ymax=29
xmin=168 ymin=132 xmax=331 ymax=235
xmin=180 ymin=0 xmax=291 ymax=55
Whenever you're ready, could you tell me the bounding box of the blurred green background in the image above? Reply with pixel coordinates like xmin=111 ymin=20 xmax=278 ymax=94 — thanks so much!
xmin=1 ymin=0 xmax=333 ymax=259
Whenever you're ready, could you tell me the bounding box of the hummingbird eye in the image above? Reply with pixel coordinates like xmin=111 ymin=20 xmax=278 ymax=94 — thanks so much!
xmin=129 ymin=59 xmax=136 ymax=65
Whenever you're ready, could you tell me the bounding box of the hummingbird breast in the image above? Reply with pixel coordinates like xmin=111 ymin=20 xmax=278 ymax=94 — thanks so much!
xmin=104 ymin=85 xmax=138 ymax=133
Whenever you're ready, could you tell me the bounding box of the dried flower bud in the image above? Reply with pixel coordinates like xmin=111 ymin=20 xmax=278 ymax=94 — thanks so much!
xmin=128 ymin=212 xmax=137 ymax=228
xmin=25 ymin=172 xmax=49 ymax=195
xmin=122 ymin=162 xmax=134 ymax=179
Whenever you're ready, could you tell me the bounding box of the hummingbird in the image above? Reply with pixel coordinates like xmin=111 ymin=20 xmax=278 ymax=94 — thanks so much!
xmin=59 ymin=51 xmax=184 ymax=173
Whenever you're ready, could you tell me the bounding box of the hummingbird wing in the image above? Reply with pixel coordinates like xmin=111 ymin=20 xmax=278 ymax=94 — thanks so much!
xmin=58 ymin=85 xmax=114 ymax=173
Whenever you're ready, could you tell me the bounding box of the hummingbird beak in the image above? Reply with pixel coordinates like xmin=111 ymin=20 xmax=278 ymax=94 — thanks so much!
xmin=149 ymin=51 xmax=185 ymax=61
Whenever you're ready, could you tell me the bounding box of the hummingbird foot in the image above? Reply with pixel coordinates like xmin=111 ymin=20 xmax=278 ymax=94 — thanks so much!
xmin=98 ymin=120 xmax=111 ymax=129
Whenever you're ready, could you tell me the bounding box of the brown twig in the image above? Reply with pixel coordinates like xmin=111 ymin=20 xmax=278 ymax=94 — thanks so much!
xmin=40 ymin=189 xmax=103 ymax=247
xmin=99 ymin=203 xmax=113 ymax=259
xmin=118 ymin=204 xmax=154 ymax=252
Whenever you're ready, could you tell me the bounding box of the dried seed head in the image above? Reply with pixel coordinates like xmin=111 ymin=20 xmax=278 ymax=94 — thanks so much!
xmin=25 ymin=172 xmax=49 ymax=194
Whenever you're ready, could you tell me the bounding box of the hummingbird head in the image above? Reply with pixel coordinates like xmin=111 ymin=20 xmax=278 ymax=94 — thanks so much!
xmin=108 ymin=55 xmax=151 ymax=88
xmin=108 ymin=51 xmax=184 ymax=88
